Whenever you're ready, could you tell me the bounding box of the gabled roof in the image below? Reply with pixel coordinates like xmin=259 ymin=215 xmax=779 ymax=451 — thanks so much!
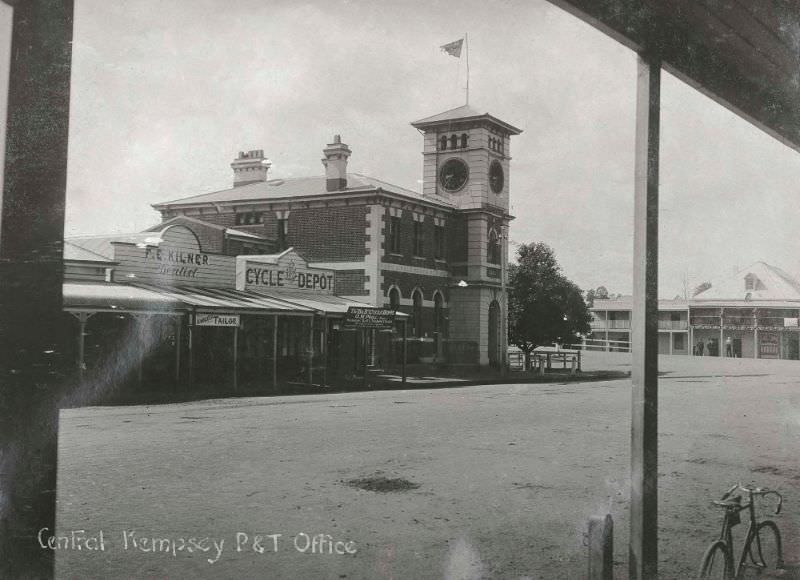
xmin=694 ymin=262 xmax=800 ymax=301
xmin=152 ymin=173 xmax=454 ymax=210
xmin=411 ymin=104 xmax=522 ymax=135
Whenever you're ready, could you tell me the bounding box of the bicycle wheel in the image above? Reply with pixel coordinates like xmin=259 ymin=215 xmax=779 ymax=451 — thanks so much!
xmin=698 ymin=540 xmax=732 ymax=579
xmin=744 ymin=519 xmax=783 ymax=571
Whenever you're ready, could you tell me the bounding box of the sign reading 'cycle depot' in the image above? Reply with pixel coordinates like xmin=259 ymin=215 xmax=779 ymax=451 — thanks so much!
xmin=236 ymin=249 xmax=335 ymax=295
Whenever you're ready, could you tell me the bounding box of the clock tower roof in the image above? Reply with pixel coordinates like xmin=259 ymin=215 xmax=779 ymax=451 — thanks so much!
xmin=411 ymin=104 xmax=522 ymax=135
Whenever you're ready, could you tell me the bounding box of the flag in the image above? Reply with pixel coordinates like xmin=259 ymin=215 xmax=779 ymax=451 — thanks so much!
xmin=440 ymin=38 xmax=463 ymax=58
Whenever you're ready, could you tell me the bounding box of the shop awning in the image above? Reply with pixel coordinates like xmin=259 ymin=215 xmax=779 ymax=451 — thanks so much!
xmin=247 ymin=289 xmax=376 ymax=315
xmin=133 ymin=284 xmax=315 ymax=314
xmin=63 ymin=281 xmax=404 ymax=318
xmin=63 ymin=282 xmax=185 ymax=313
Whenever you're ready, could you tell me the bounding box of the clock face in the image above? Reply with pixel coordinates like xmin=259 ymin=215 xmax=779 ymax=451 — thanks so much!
xmin=489 ymin=160 xmax=504 ymax=194
xmin=439 ymin=158 xmax=469 ymax=192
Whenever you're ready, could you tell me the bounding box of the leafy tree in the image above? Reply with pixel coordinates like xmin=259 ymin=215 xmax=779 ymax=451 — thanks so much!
xmin=508 ymin=242 xmax=592 ymax=366
xmin=585 ymin=285 xmax=612 ymax=307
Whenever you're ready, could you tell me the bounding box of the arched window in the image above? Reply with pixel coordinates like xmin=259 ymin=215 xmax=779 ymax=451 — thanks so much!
xmin=412 ymin=289 xmax=423 ymax=337
xmin=460 ymin=133 xmax=468 ymax=148
xmin=440 ymin=135 xmax=448 ymax=150
xmin=487 ymin=229 xmax=500 ymax=264
xmin=450 ymin=134 xmax=458 ymax=149
xmin=389 ymin=287 xmax=400 ymax=310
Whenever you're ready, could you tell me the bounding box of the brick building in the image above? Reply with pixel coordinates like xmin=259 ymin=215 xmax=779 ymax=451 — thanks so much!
xmin=150 ymin=105 xmax=522 ymax=367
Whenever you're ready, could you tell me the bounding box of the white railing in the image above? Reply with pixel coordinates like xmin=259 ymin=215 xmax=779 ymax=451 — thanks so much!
xmin=567 ymin=338 xmax=631 ymax=352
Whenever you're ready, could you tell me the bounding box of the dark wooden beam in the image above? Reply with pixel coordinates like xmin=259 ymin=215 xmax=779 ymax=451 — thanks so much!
xmin=0 ymin=0 xmax=74 ymax=577
xmin=545 ymin=0 xmax=800 ymax=153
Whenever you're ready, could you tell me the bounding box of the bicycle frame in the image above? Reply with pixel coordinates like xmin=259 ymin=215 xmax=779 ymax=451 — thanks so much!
xmin=716 ymin=490 xmax=773 ymax=577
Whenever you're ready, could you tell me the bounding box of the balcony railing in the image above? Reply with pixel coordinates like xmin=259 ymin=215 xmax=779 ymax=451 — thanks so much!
xmin=658 ymin=320 xmax=688 ymax=330
xmin=691 ymin=316 xmax=720 ymax=327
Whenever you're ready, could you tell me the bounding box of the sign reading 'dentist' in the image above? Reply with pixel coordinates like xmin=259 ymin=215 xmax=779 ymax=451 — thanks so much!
xmin=236 ymin=249 xmax=335 ymax=295
xmin=112 ymin=225 xmax=236 ymax=288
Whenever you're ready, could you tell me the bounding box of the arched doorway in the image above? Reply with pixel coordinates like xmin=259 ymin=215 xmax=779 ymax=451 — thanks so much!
xmin=488 ymin=300 xmax=501 ymax=368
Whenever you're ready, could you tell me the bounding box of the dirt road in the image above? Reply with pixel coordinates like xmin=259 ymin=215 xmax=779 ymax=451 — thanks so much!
xmin=54 ymin=353 xmax=800 ymax=579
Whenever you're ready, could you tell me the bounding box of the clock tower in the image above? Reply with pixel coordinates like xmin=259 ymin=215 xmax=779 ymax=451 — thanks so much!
xmin=411 ymin=105 xmax=522 ymax=367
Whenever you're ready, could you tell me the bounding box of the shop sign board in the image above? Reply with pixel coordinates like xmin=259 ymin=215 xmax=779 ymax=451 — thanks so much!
xmin=195 ymin=313 xmax=240 ymax=327
xmin=237 ymin=249 xmax=335 ymax=295
xmin=784 ymin=318 xmax=799 ymax=327
xmin=343 ymin=307 xmax=396 ymax=329
xmin=112 ymin=226 xmax=236 ymax=288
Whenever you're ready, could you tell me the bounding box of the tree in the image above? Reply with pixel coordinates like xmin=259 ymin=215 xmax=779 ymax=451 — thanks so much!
xmin=508 ymin=242 xmax=592 ymax=366
xmin=585 ymin=285 xmax=612 ymax=307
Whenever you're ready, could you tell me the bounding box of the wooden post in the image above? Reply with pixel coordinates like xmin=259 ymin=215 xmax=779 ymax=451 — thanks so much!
xmin=630 ymin=53 xmax=660 ymax=580
xmin=401 ymin=319 xmax=407 ymax=385
xmin=187 ymin=314 xmax=194 ymax=388
xmin=174 ymin=317 xmax=182 ymax=385
xmin=362 ymin=328 xmax=368 ymax=389
xmin=322 ymin=315 xmax=328 ymax=387
xmin=309 ymin=316 xmax=314 ymax=386
xmin=73 ymin=312 xmax=91 ymax=381
xmin=272 ymin=314 xmax=278 ymax=391
xmin=0 ymin=1 xmax=74 ymax=575
xmin=588 ymin=514 xmax=614 ymax=580
xmin=135 ymin=315 xmax=146 ymax=386
xmin=233 ymin=324 xmax=239 ymax=392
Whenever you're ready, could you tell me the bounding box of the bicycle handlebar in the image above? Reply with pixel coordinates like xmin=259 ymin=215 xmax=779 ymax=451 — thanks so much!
xmin=720 ymin=483 xmax=783 ymax=514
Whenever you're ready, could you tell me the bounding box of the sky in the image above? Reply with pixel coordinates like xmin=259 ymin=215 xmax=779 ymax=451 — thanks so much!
xmin=2 ymin=0 xmax=800 ymax=298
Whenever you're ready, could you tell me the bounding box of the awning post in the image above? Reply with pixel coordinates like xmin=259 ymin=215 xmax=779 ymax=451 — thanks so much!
xmin=272 ymin=314 xmax=278 ymax=391
xmin=630 ymin=53 xmax=660 ymax=580
xmin=174 ymin=317 xmax=182 ymax=386
xmin=308 ymin=315 xmax=314 ymax=386
xmin=188 ymin=312 xmax=194 ymax=388
xmin=233 ymin=323 xmax=239 ymax=392
xmin=322 ymin=315 xmax=328 ymax=387
xmin=402 ymin=319 xmax=407 ymax=385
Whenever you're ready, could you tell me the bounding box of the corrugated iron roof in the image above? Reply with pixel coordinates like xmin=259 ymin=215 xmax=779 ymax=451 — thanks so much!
xmin=152 ymin=173 xmax=454 ymax=209
xmin=133 ymin=284 xmax=311 ymax=312
xmin=694 ymin=262 xmax=800 ymax=301
xmin=63 ymin=282 xmax=184 ymax=312
xmin=65 ymin=232 xmax=156 ymax=260
xmin=63 ymin=240 xmax=115 ymax=263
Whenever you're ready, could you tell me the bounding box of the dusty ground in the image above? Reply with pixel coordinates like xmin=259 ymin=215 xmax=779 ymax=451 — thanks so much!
xmin=53 ymin=352 xmax=800 ymax=579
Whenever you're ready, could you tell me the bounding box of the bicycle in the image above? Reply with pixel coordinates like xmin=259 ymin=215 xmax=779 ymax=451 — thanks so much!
xmin=698 ymin=483 xmax=784 ymax=579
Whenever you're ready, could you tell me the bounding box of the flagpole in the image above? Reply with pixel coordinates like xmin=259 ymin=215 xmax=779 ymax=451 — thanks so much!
xmin=465 ymin=32 xmax=470 ymax=106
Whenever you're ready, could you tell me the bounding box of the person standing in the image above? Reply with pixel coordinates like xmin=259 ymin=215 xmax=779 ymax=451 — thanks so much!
xmin=697 ymin=340 xmax=705 ymax=357
xmin=725 ymin=336 xmax=733 ymax=357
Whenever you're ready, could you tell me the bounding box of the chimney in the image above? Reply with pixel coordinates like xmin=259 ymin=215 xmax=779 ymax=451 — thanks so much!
xmin=321 ymin=135 xmax=351 ymax=191
xmin=231 ymin=149 xmax=271 ymax=187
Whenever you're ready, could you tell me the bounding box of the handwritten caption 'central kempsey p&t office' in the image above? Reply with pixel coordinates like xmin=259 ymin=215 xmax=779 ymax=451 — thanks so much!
xmin=38 ymin=529 xmax=357 ymax=564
